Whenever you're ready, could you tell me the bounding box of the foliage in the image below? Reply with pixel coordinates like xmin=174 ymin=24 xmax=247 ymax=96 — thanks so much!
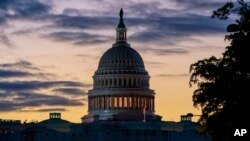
xmin=190 ymin=0 xmax=250 ymax=140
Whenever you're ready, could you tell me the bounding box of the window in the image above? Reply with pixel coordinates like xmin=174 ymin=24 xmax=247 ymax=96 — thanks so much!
xmin=129 ymin=97 xmax=132 ymax=108
xmin=114 ymin=79 xmax=117 ymax=86
xmin=119 ymin=78 xmax=122 ymax=86
xmin=114 ymin=96 xmax=117 ymax=108
xmin=124 ymin=79 xmax=127 ymax=87
xmin=119 ymin=97 xmax=122 ymax=108
xmin=109 ymin=96 xmax=112 ymax=109
xmin=124 ymin=97 xmax=127 ymax=108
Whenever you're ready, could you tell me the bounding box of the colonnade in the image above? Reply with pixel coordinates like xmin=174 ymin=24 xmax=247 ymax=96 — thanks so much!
xmin=94 ymin=77 xmax=149 ymax=88
xmin=89 ymin=95 xmax=154 ymax=111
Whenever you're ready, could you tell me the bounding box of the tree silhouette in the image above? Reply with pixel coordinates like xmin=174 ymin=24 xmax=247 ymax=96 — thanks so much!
xmin=189 ymin=0 xmax=250 ymax=140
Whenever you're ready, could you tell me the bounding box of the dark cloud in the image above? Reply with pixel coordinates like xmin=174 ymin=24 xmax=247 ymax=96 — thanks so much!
xmin=138 ymin=47 xmax=189 ymax=55
xmin=42 ymin=31 xmax=112 ymax=45
xmin=0 ymin=60 xmax=90 ymax=112
xmin=0 ymin=91 xmax=83 ymax=112
xmin=0 ymin=100 xmax=16 ymax=111
xmin=0 ymin=60 xmax=40 ymax=70
xmin=0 ymin=80 xmax=86 ymax=91
xmin=0 ymin=60 xmax=55 ymax=80
xmin=0 ymin=80 xmax=87 ymax=111
xmin=17 ymin=108 xmax=67 ymax=112
xmin=53 ymin=15 xmax=116 ymax=29
xmin=53 ymin=88 xmax=87 ymax=97
xmin=46 ymin=7 xmax=228 ymax=46
xmin=0 ymin=0 xmax=52 ymax=47
xmin=0 ymin=69 xmax=32 ymax=78
xmin=154 ymin=74 xmax=189 ymax=77
xmin=129 ymin=14 xmax=228 ymax=45
xmin=41 ymin=12 xmax=228 ymax=47
xmin=0 ymin=0 xmax=230 ymax=48
xmin=0 ymin=0 xmax=51 ymax=19
xmin=12 ymin=92 xmax=83 ymax=106
xmin=36 ymin=108 xmax=67 ymax=112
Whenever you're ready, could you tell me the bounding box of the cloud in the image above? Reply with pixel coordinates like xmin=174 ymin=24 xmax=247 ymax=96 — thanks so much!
xmin=129 ymin=14 xmax=227 ymax=45
xmin=52 ymin=88 xmax=87 ymax=97
xmin=53 ymin=15 xmax=116 ymax=29
xmin=0 ymin=0 xmax=51 ymax=19
xmin=43 ymin=31 xmax=111 ymax=45
xmin=0 ymin=60 xmax=54 ymax=79
xmin=0 ymin=60 xmax=41 ymax=71
xmin=0 ymin=69 xmax=33 ymax=78
xmin=17 ymin=108 xmax=67 ymax=112
xmin=12 ymin=92 xmax=83 ymax=106
xmin=0 ymin=80 xmax=87 ymax=91
xmin=0 ymin=0 xmax=52 ymax=47
xmin=0 ymin=91 xmax=83 ymax=111
xmin=0 ymin=0 xmax=230 ymax=48
xmin=47 ymin=6 xmax=228 ymax=47
xmin=138 ymin=47 xmax=189 ymax=55
xmin=0 ymin=60 xmax=90 ymax=112
xmin=36 ymin=108 xmax=67 ymax=112
xmin=154 ymin=73 xmax=189 ymax=77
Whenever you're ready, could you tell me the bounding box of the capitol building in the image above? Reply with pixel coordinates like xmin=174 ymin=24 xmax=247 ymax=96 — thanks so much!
xmin=0 ymin=9 xmax=211 ymax=141
xmin=82 ymin=9 xmax=158 ymax=123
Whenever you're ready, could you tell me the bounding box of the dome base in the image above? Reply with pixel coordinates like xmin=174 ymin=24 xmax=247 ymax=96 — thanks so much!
xmin=82 ymin=110 xmax=160 ymax=123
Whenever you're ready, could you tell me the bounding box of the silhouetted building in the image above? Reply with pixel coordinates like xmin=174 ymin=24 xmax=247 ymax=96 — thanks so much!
xmin=0 ymin=9 xmax=211 ymax=141
xmin=82 ymin=8 xmax=159 ymax=123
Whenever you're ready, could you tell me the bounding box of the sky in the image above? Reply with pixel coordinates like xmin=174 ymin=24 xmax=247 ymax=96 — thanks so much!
xmin=0 ymin=0 xmax=233 ymax=123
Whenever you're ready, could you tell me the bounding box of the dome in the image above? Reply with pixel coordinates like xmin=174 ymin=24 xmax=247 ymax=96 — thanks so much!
xmin=82 ymin=9 xmax=156 ymax=123
xmin=96 ymin=45 xmax=147 ymax=75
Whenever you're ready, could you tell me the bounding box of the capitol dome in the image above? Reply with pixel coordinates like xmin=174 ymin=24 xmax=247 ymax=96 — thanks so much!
xmin=96 ymin=46 xmax=147 ymax=75
xmin=82 ymin=9 xmax=159 ymax=123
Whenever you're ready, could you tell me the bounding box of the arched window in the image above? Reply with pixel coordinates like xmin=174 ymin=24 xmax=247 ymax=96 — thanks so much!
xmin=114 ymin=79 xmax=117 ymax=86
xmin=102 ymin=79 xmax=104 ymax=87
xmin=124 ymin=78 xmax=127 ymax=87
xmin=109 ymin=79 xmax=112 ymax=86
xmin=128 ymin=78 xmax=131 ymax=87
xmin=119 ymin=78 xmax=122 ymax=86
xmin=134 ymin=78 xmax=136 ymax=87
xmin=106 ymin=79 xmax=108 ymax=86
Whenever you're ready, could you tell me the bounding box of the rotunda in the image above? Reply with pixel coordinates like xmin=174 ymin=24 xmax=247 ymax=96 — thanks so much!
xmin=82 ymin=9 xmax=159 ymax=122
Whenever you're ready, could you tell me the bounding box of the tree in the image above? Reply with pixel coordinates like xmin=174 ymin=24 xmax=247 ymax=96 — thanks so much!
xmin=189 ymin=0 xmax=250 ymax=140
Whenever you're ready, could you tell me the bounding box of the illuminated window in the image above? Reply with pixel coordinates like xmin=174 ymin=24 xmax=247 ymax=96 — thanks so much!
xmin=129 ymin=97 xmax=132 ymax=108
xmin=101 ymin=97 xmax=104 ymax=109
xmin=124 ymin=97 xmax=127 ymax=108
xmin=137 ymin=97 xmax=140 ymax=109
xmin=114 ymin=96 xmax=117 ymax=108
xmin=119 ymin=97 xmax=122 ymax=108
xmin=109 ymin=96 xmax=112 ymax=109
